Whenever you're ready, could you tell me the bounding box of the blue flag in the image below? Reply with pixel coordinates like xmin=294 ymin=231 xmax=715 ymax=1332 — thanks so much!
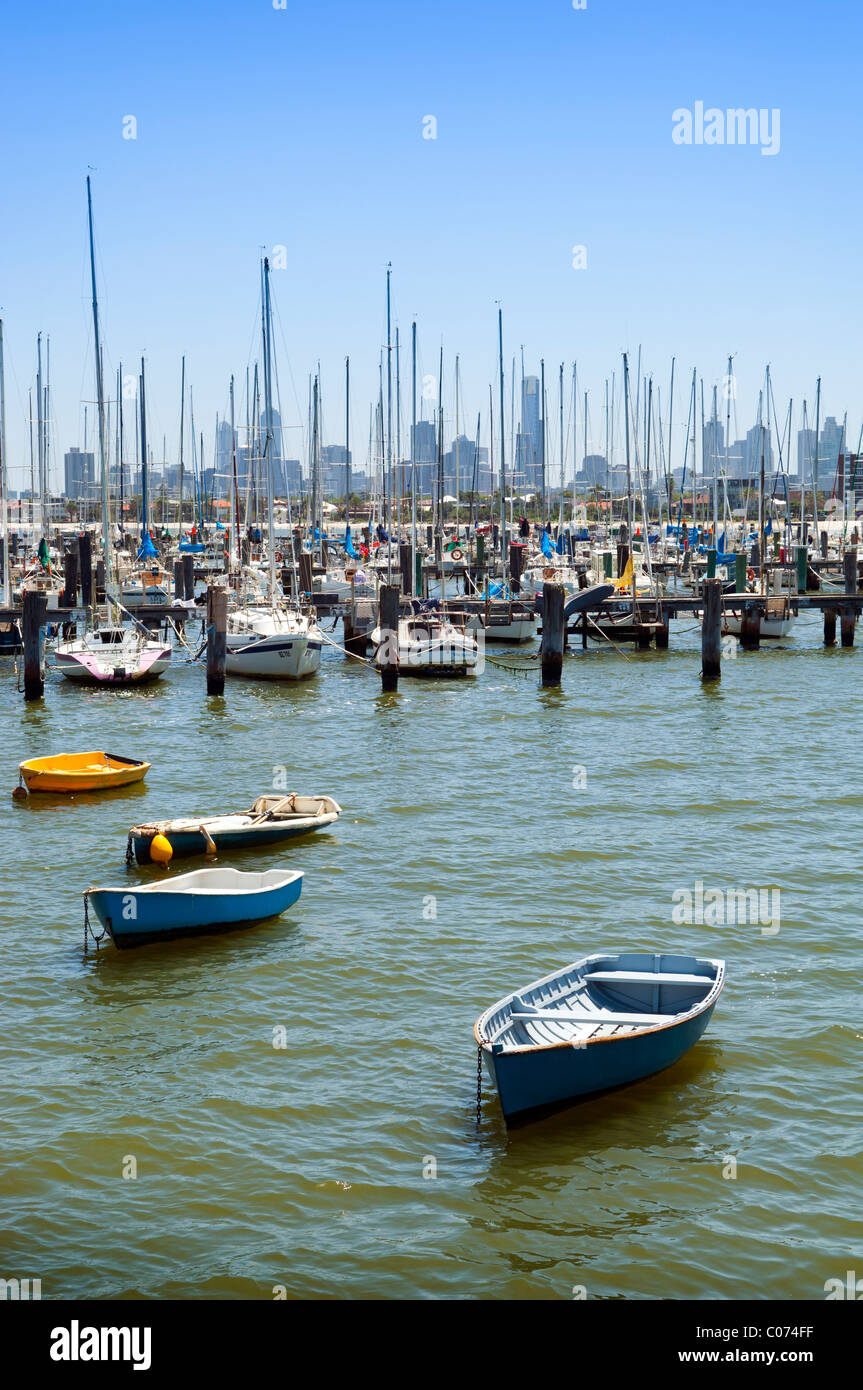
xmin=344 ymin=526 xmax=358 ymax=560
xmin=540 ymin=529 xmax=555 ymax=560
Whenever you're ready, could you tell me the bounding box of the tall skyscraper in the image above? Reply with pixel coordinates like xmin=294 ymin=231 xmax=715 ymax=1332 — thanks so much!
xmin=64 ymin=447 xmax=95 ymax=501
xmin=520 ymin=375 xmax=542 ymax=480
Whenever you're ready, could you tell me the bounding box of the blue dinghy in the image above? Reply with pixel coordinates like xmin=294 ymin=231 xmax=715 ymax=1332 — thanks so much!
xmin=86 ymin=866 xmax=303 ymax=949
xmin=474 ymin=951 xmax=725 ymax=1121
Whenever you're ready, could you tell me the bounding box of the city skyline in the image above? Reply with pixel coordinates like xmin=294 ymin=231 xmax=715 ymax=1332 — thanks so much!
xmin=2 ymin=0 xmax=860 ymax=502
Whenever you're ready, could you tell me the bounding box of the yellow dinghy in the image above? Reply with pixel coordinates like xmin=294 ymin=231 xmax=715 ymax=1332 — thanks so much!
xmin=17 ymin=752 xmax=151 ymax=794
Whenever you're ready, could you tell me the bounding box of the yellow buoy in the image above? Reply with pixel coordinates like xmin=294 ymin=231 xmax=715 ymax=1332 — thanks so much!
xmin=149 ymin=834 xmax=173 ymax=864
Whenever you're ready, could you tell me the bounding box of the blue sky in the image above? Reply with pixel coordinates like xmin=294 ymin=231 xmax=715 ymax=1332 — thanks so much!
xmin=1 ymin=0 xmax=861 ymax=489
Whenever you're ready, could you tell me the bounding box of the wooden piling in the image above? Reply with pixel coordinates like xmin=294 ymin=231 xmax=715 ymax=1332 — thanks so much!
xmin=399 ymin=543 xmax=412 ymax=593
xmin=824 ymin=608 xmax=837 ymax=646
xmin=173 ymin=559 xmax=185 ymax=600
xmin=23 ymin=589 xmax=47 ymax=700
xmin=79 ymin=533 xmax=93 ymax=607
xmin=378 ymin=583 xmax=400 ymax=692
xmin=701 ymin=578 xmax=722 ymax=680
xmin=206 ymin=585 xmax=227 ymax=695
xmin=540 ymin=582 xmax=565 ymax=686
xmin=740 ymin=600 xmax=761 ymax=650
xmin=183 ymin=553 xmax=195 ymax=603
xmin=298 ymin=552 xmax=313 ymax=598
xmin=842 ymin=551 xmax=857 ymax=646
xmin=63 ymin=545 xmax=79 ymax=609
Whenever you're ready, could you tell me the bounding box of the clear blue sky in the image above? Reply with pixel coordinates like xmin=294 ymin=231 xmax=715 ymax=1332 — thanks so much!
xmin=1 ymin=0 xmax=860 ymax=489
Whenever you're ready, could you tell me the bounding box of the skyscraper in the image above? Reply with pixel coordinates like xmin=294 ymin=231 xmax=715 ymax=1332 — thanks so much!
xmin=64 ymin=447 xmax=95 ymax=501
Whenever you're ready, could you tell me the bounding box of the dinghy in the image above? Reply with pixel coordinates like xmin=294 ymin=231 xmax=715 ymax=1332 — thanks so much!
xmin=475 ymin=951 xmax=725 ymax=1120
xmin=85 ymin=866 xmax=303 ymax=948
xmin=128 ymin=793 xmax=341 ymax=863
xmin=18 ymin=751 xmax=150 ymax=794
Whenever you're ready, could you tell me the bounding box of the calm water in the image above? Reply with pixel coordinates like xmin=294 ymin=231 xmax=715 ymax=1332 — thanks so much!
xmin=1 ymin=616 xmax=861 ymax=1300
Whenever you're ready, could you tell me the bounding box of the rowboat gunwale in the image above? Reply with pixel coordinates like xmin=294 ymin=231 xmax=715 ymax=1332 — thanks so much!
xmin=474 ymin=953 xmax=726 ymax=1056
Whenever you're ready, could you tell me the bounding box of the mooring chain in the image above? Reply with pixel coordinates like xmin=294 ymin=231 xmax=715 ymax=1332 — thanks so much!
xmin=475 ymin=1045 xmax=483 ymax=1128
xmin=125 ymin=834 xmax=135 ymax=868
xmin=82 ymin=892 xmax=106 ymax=953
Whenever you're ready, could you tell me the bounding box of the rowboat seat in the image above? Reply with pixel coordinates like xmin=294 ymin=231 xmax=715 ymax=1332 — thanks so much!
xmin=585 ymin=971 xmax=711 ymax=987
xmin=511 ymin=1009 xmax=677 ymax=1027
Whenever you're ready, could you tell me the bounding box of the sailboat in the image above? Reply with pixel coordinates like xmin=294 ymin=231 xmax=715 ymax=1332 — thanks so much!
xmin=225 ymin=257 xmax=323 ymax=681
xmin=56 ymin=179 xmax=171 ymax=686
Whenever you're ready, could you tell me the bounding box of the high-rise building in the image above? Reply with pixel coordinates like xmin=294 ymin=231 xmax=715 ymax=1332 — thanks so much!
xmin=64 ymin=447 xmax=95 ymax=501
xmin=701 ymin=419 xmax=725 ymax=475
xmin=322 ymin=444 xmax=351 ymax=466
xmin=797 ymin=428 xmax=816 ymax=478
xmin=818 ymin=416 xmax=844 ymax=485
xmin=215 ymin=419 xmax=236 ymax=484
xmin=519 ymin=376 xmax=543 ymax=485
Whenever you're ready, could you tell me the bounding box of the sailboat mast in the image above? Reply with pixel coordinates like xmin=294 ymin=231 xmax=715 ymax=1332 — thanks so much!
xmin=498 ymin=308 xmax=507 ymax=579
xmin=558 ymin=363 xmax=564 ymax=533
xmin=261 ymin=257 xmax=278 ymax=606
xmin=231 ymin=375 xmax=240 ymax=562
xmin=345 ymin=356 xmax=351 ymax=518
xmin=0 ymin=320 xmax=10 ymax=607
xmin=178 ymin=356 xmax=185 ymax=538
xmin=139 ymin=357 xmax=148 ymax=542
xmin=410 ymin=323 xmax=417 ymax=595
xmin=86 ymin=177 xmax=111 ymax=588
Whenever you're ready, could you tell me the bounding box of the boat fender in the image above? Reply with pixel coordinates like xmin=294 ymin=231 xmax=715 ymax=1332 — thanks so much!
xmin=150 ymin=833 xmax=173 ymax=864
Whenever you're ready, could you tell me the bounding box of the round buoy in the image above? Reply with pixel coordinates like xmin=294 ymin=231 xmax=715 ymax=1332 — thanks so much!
xmin=451 ymin=548 xmax=464 ymax=562
xmin=150 ymin=833 xmax=173 ymax=864
xmin=11 ymin=786 xmax=27 ymax=801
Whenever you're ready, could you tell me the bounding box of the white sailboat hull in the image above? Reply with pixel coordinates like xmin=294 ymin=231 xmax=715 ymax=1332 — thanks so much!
xmin=225 ymin=608 xmax=323 ymax=680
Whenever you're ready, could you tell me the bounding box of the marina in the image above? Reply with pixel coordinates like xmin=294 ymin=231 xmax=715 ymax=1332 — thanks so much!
xmin=2 ymin=0 xmax=861 ymax=1337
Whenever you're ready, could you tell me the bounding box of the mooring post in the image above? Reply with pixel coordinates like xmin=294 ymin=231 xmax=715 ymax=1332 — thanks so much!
xmin=63 ymin=544 xmax=79 ymax=609
xmin=79 ymin=532 xmax=93 ymax=607
xmin=509 ymin=542 xmax=524 ymax=593
xmin=378 ymin=583 xmax=400 ymax=692
xmin=183 ymin=553 xmax=195 ymax=604
xmin=735 ymin=552 xmax=746 ymax=593
xmin=842 ymin=550 xmax=857 ymax=647
xmin=795 ymin=546 xmax=807 ymax=594
xmin=824 ymin=608 xmax=837 ymax=646
xmin=541 ymin=582 xmax=565 ymax=686
xmin=298 ymin=551 xmax=313 ymax=599
xmin=23 ymin=589 xmax=47 ymax=701
xmin=701 ymin=577 xmax=722 ymax=680
xmin=740 ymin=599 xmax=761 ymax=650
xmin=174 ymin=559 xmax=185 ymax=600
xmin=206 ymin=584 xmax=227 ymax=696
xmin=399 ymin=543 xmax=411 ymax=594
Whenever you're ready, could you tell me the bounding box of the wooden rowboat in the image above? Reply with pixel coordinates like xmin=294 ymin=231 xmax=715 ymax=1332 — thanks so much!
xmin=475 ymin=951 xmax=725 ymax=1121
xmin=86 ymin=866 xmax=303 ymax=949
xmin=18 ymin=751 xmax=151 ymax=794
xmin=128 ymin=793 xmax=341 ymax=863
